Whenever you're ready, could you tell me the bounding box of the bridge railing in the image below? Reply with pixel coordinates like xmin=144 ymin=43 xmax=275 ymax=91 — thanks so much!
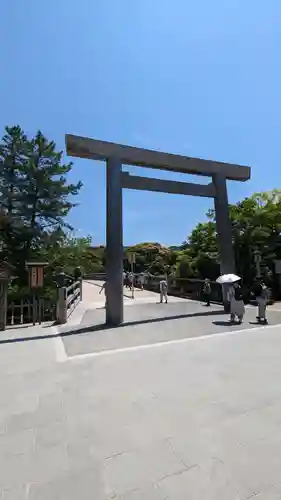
xmin=57 ymin=279 xmax=83 ymax=324
xmin=83 ymin=273 xmax=106 ymax=281
xmin=139 ymin=275 xmax=273 ymax=305
xmin=140 ymin=275 xmax=223 ymax=303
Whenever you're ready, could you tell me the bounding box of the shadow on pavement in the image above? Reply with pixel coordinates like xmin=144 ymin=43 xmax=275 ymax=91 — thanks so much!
xmin=212 ymin=320 xmax=235 ymax=326
xmin=249 ymin=321 xmax=268 ymax=325
xmin=0 ymin=309 xmax=223 ymax=346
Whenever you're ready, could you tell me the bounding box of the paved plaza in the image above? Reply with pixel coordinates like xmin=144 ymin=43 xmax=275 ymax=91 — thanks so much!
xmin=61 ymin=298 xmax=281 ymax=358
xmin=1 ymin=283 xmax=281 ymax=498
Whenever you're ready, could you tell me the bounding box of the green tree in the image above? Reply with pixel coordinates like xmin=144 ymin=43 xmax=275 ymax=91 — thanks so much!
xmin=176 ymin=253 xmax=193 ymax=278
xmin=181 ymin=221 xmax=219 ymax=279
xmin=0 ymin=125 xmax=82 ymax=279
xmin=0 ymin=126 xmax=28 ymax=262
xmin=21 ymin=130 xmax=82 ymax=250
xmin=186 ymin=221 xmax=218 ymax=258
xmin=40 ymin=233 xmax=104 ymax=277
xmin=205 ymin=190 xmax=281 ymax=284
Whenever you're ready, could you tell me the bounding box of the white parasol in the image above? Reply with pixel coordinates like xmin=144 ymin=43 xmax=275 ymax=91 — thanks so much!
xmin=216 ymin=274 xmax=241 ymax=284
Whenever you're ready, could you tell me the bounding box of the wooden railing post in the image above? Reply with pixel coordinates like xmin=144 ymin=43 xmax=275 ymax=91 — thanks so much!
xmin=79 ymin=278 xmax=83 ymax=301
xmin=57 ymin=287 xmax=67 ymax=324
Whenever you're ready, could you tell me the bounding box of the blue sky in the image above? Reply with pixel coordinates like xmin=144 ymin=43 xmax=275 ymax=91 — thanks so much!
xmin=1 ymin=1 xmax=280 ymax=246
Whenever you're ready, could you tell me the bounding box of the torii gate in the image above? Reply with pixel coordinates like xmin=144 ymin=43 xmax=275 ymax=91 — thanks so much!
xmin=65 ymin=134 xmax=251 ymax=325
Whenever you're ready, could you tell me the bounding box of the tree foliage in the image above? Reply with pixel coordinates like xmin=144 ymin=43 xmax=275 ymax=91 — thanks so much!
xmin=183 ymin=190 xmax=281 ymax=284
xmin=0 ymin=125 xmax=82 ymax=282
xmin=121 ymin=190 xmax=281 ymax=287
xmin=40 ymin=233 xmax=105 ymax=276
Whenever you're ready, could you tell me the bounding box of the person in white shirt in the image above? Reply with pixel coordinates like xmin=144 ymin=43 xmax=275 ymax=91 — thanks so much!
xmin=139 ymin=273 xmax=145 ymax=290
xmin=159 ymin=279 xmax=168 ymax=304
xmin=128 ymin=273 xmax=134 ymax=290
xmin=227 ymin=281 xmax=245 ymax=324
xmin=99 ymin=281 xmax=108 ymax=308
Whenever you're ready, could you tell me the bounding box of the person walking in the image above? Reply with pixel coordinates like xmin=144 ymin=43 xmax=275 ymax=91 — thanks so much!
xmin=228 ymin=281 xmax=245 ymax=324
xmin=128 ymin=272 xmax=134 ymax=291
xmin=74 ymin=266 xmax=82 ymax=281
xmin=203 ymin=278 xmax=211 ymax=306
xmin=253 ymin=278 xmax=268 ymax=324
xmin=139 ymin=273 xmax=145 ymax=291
xmin=159 ymin=278 xmax=168 ymax=304
xmin=99 ymin=281 xmax=108 ymax=308
xmin=125 ymin=272 xmax=130 ymax=289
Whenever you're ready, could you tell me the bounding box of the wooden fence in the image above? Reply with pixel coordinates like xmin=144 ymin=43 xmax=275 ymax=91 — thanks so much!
xmin=6 ymin=279 xmax=83 ymax=327
xmin=7 ymin=298 xmax=57 ymax=326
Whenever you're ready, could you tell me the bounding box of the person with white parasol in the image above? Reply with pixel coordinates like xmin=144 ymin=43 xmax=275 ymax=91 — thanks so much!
xmin=216 ymin=274 xmax=245 ymax=324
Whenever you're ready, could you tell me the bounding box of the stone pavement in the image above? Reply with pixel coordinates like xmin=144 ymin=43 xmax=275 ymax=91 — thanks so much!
xmin=82 ymin=279 xmax=185 ymax=308
xmin=61 ymin=299 xmax=281 ymax=358
xmin=67 ymin=280 xmax=182 ymax=326
xmin=2 ymin=290 xmax=281 ymax=498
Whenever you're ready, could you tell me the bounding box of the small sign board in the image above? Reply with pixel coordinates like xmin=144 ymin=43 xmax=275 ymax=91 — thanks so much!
xmin=29 ymin=267 xmax=43 ymax=288
xmin=26 ymin=262 xmax=48 ymax=289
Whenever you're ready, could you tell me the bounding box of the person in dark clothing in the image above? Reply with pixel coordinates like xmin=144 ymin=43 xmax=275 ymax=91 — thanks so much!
xmin=252 ymin=278 xmax=268 ymax=324
xmin=74 ymin=266 xmax=82 ymax=281
xmin=159 ymin=278 xmax=168 ymax=303
xmin=203 ymin=279 xmax=211 ymax=306
xmin=124 ymin=272 xmax=130 ymax=289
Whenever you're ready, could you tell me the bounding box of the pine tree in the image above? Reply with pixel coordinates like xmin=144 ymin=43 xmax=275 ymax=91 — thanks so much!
xmin=0 ymin=126 xmax=82 ymax=278
xmin=0 ymin=126 xmax=28 ymax=262
xmin=20 ymin=130 xmax=82 ymax=250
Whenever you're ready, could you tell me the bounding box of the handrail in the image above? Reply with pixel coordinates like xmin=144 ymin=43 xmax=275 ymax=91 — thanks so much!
xmin=66 ymin=279 xmax=80 ymax=294
xmin=57 ymin=279 xmax=83 ymax=324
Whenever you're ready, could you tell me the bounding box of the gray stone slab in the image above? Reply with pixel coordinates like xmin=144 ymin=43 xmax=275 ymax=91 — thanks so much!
xmin=27 ymin=464 xmax=104 ymax=500
xmin=157 ymin=458 xmax=240 ymax=500
xmin=0 ymin=485 xmax=29 ymax=500
xmin=113 ymin=483 xmax=163 ymax=500
xmin=254 ymin=484 xmax=281 ymax=499
xmin=103 ymin=440 xmax=188 ymax=498
xmin=2 ymin=304 xmax=281 ymax=498
xmin=61 ymin=301 xmax=281 ymax=357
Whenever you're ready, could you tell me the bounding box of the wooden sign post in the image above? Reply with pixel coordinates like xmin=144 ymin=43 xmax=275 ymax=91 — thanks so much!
xmin=26 ymin=262 xmax=48 ymax=325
